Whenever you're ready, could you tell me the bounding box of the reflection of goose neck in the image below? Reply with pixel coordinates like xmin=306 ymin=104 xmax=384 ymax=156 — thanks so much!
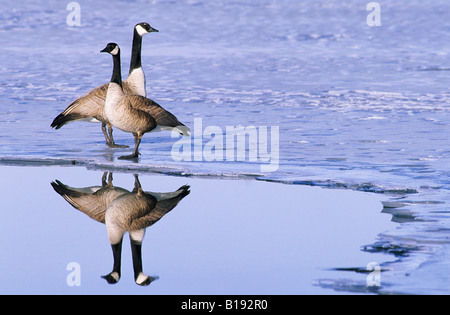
xmin=130 ymin=237 xmax=152 ymax=286
xmin=101 ymin=239 xmax=123 ymax=284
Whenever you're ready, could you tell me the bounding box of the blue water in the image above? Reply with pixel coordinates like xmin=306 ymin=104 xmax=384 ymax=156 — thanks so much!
xmin=1 ymin=0 xmax=450 ymax=294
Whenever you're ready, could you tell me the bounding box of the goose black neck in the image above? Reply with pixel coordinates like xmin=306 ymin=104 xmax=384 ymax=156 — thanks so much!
xmin=130 ymin=239 xmax=144 ymax=280
xmin=110 ymin=50 xmax=123 ymax=88
xmin=129 ymin=29 xmax=143 ymax=75
xmin=111 ymin=240 xmax=123 ymax=275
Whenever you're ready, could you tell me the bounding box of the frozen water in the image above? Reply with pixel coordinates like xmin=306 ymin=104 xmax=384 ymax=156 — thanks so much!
xmin=1 ymin=0 xmax=450 ymax=294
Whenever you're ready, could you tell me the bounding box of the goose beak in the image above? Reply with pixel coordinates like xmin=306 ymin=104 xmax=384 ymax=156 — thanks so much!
xmin=100 ymin=47 xmax=109 ymax=53
xmin=149 ymin=27 xmax=159 ymax=33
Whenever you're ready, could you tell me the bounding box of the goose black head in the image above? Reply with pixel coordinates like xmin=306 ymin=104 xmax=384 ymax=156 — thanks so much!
xmin=100 ymin=43 xmax=120 ymax=55
xmin=135 ymin=22 xmax=159 ymax=36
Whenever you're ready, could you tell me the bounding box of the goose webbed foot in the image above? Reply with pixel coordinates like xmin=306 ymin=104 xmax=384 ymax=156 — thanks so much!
xmin=104 ymin=124 xmax=129 ymax=148
xmin=118 ymin=152 xmax=140 ymax=160
xmin=117 ymin=134 xmax=143 ymax=160
xmin=107 ymin=141 xmax=129 ymax=149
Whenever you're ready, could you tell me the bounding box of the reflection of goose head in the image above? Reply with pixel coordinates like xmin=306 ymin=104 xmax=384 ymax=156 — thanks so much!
xmin=51 ymin=172 xmax=190 ymax=286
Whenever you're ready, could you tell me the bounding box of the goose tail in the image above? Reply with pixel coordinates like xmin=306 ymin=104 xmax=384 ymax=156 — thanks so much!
xmin=50 ymin=180 xmax=85 ymax=208
xmin=51 ymin=99 xmax=90 ymax=129
xmin=152 ymin=185 xmax=191 ymax=214
xmin=51 ymin=179 xmax=80 ymax=196
xmin=51 ymin=84 xmax=107 ymax=129
xmin=174 ymin=125 xmax=191 ymax=137
xmin=175 ymin=184 xmax=191 ymax=199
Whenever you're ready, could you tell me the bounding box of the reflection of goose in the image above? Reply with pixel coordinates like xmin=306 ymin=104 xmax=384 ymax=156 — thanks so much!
xmin=100 ymin=43 xmax=190 ymax=160
xmin=51 ymin=22 xmax=158 ymax=148
xmin=104 ymin=175 xmax=190 ymax=285
xmin=51 ymin=173 xmax=190 ymax=286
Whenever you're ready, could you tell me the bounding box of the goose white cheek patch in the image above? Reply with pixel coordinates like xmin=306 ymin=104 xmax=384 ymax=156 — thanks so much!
xmin=110 ymin=46 xmax=119 ymax=55
xmin=135 ymin=25 xmax=148 ymax=36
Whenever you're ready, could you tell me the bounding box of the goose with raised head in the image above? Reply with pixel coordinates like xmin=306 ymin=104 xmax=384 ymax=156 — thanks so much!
xmin=51 ymin=173 xmax=191 ymax=286
xmin=100 ymin=43 xmax=190 ymax=160
xmin=51 ymin=22 xmax=158 ymax=148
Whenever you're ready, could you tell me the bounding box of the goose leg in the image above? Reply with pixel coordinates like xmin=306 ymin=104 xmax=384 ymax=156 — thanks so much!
xmin=101 ymin=238 xmax=123 ymax=284
xmin=101 ymin=172 xmax=108 ymax=187
xmin=107 ymin=124 xmax=129 ymax=148
xmin=101 ymin=123 xmax=110 ymax=145
xmin=132 ymin=174 xmax=142 ymax=193
xmin=107 ymin=172 xmax=114 ymax=187
xmin=118 ymin=133 xmax=142 ymax=160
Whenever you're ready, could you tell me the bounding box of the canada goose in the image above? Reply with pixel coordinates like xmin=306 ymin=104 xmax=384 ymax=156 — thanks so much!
xmin=51 ymin=173 xmax=191 ymax=286
xmin=100 ymin=43 xmax=190 ymax=160
xmin=50 ymin=22 xmax=158 ymax=148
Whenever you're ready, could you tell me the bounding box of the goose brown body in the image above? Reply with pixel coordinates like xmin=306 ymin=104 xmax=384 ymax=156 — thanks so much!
xmin=102 ymin=43 xmax=190 ymax=159
xmin=105 ymin=83 xmax=188 ymax=135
